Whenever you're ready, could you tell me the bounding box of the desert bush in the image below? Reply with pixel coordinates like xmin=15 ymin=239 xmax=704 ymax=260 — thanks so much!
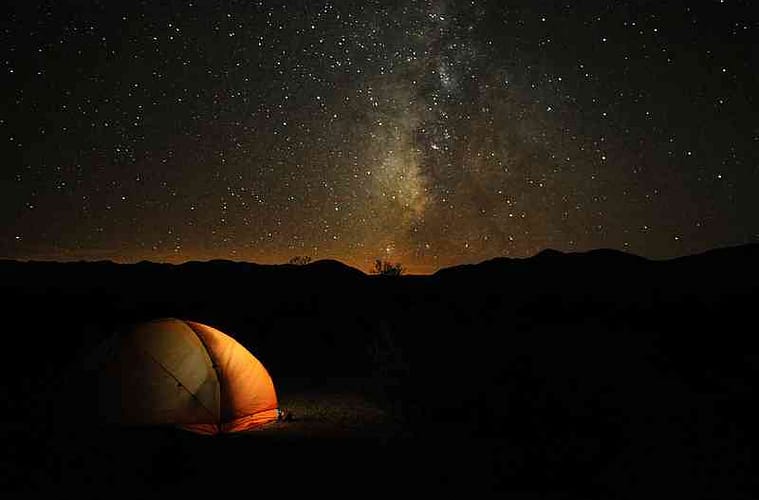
xmin=287 ymin=255 xmax=312 ymax=265
xmin=372 ymin=259 xmax=404 ymax=276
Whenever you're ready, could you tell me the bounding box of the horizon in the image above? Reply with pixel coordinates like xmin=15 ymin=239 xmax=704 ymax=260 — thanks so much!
xmin=4 ymin=241 xmax=755 ymax=276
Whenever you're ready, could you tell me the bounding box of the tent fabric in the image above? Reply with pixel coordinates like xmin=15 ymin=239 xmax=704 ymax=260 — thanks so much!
xmin=97 ymin=318 xmax=278 ymax=434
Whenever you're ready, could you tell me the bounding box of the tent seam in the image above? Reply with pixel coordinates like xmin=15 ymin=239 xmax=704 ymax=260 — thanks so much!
xmin=136 ymin=346 xmax=218 ymax=423
xmin=184 ymin=321 xmax=224 ymax=430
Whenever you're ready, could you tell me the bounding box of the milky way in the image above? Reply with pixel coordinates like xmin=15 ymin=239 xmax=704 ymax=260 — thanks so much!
xmin=2 ymin=1 xmax=756 ymax=272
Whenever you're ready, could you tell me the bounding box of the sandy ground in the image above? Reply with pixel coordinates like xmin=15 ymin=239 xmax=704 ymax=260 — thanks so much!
xmin=250 ymin=377 xmax=403 ymax=439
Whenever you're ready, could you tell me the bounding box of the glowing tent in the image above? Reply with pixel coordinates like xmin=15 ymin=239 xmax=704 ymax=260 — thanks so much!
xmin=96 ymin=318 xmax=279 ymax=434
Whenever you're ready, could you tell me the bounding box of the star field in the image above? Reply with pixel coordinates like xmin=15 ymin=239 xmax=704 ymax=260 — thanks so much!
xmin=2 ymin=1 xmax=757 ymax=273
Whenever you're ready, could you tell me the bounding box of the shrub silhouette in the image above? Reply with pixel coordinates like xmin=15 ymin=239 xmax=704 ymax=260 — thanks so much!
xmin=372 ymin=259 xmax=404 ymax=276
xmin=287 ymin=255 xmax=312 ymax=265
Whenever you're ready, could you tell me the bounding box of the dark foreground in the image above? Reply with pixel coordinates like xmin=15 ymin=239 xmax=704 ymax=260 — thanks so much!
xmin=1 ymin=245 xmax=758 ymax=498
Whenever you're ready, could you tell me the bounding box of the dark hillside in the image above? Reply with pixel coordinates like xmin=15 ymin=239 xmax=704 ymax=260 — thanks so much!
xmin=1 ymin=244 xmax=757 ymax=498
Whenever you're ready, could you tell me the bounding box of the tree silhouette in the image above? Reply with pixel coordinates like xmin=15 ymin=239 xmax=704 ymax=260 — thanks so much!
xmin=372 ymin=259 xmax=404 ymax=276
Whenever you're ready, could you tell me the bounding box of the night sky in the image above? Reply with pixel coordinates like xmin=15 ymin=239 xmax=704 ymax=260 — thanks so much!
xmin=2 ymin=1 xmax=756 ymax=273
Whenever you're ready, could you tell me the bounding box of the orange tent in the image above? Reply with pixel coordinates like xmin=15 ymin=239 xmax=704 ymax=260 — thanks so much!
xmin=96 ymin=318 xmax=279 ymax=434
